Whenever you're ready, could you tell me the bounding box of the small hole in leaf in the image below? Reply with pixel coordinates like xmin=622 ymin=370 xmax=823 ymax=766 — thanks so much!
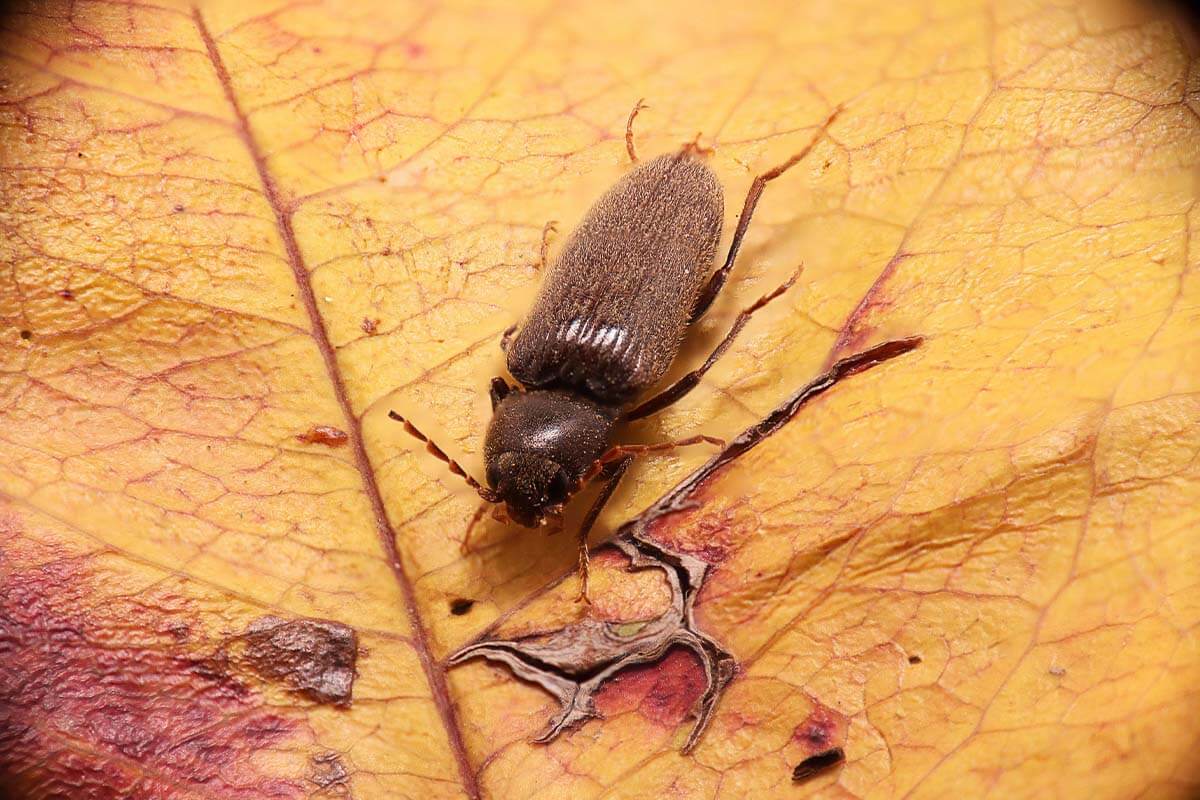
xmin=19 ymin=330 xmax=32 ymax=340
xmin=908 ymin=654 xmax=922 ymax=664
xmin=792 ymin=747 xmax=845 ymax=782
xmin=449 ymin=598 xmax=475 ymax=616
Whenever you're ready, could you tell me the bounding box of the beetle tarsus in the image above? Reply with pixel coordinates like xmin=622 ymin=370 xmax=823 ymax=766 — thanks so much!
xmin=625 ymin=98 xmax=648 ymax=163
xmin=575 ymin=542 xmax=592 ymax=604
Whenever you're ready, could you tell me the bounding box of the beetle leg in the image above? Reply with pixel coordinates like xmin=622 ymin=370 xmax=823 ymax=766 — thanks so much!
xmin=691 ymin=105 xmax=841 ymax=323
xmin=680 ymin=132 xmax=714 ymax=158
xmin=573 ymin=456 xmax=633 ymax=604
xmin=499 ymin=324 xmax=517 ymax=352
xmin=623 ymin=265 xmax=802 ymax=421
xmin=625 ymin=98 xmax=648 ymax=163
xmin=489 ymin=376 xmax=512 ymax=409
xmin=579 ymin=434 xmax=725 ymax=486
xmin=536 ymin=219 xmax=558 ymax=270
xmin=459 ymin=501 xmax=491 ymax=555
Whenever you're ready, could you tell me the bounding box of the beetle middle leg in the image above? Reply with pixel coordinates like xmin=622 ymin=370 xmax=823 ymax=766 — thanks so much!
xmin=623 ymin=265 xmax=802 ymax=421
xmin=691 ymin=105 xmax=841 ymax=322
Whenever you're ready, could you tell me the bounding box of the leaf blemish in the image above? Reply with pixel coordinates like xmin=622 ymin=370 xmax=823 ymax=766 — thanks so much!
xmin=237 ymin=616 xmax=359 ymax=708
xmin=449 ymin=598 xmax=475 ymax=615
xmin=297 ymin=425 xmax=350 ymax=447
xmin=309 ymin=751 xmax=351 ymax=791
xmin=792 ymin=703 xmax=848 ymax=753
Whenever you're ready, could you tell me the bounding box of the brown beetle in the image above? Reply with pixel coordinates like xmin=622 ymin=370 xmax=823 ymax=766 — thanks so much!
xmin=391 ymin=103 xmax=839 ymax=599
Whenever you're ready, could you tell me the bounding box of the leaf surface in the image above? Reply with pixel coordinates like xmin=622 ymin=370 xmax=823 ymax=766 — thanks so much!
xmin=1 ymin=1 xmax=1198 ymax=798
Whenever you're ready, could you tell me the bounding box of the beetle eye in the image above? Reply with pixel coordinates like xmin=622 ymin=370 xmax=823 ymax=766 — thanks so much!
xmin=547 ymin=470 xmax=571 ymax=504
xmin=485 ymin=463 xmax=501 ymax=490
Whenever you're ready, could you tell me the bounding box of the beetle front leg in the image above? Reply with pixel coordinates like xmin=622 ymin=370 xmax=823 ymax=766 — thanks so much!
xmin=574 ymin=455 xmax=633 ymax=604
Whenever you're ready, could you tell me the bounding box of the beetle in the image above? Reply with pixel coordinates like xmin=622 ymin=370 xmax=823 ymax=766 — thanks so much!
xmin=391 ymin=102 xmax=840 ymax=600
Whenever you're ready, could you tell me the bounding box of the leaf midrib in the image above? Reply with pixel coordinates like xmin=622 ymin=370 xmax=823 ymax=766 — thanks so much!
xmin=191 ymin=8 xmax=481 ymax=798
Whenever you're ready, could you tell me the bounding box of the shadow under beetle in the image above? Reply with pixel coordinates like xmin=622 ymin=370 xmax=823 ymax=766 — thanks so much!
xmin=391 ymin=102 xmax=840 ymax=601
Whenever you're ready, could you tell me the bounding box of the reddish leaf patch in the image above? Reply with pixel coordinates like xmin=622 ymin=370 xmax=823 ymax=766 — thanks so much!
xmin=0 ymin=548 xmax=303 ymax=800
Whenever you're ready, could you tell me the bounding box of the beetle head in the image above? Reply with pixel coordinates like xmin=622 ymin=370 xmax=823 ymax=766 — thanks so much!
xmin=483 ymin=388 xmax=617 ymax=527
xmin=487 ymin=452 xmax=571 ymax=527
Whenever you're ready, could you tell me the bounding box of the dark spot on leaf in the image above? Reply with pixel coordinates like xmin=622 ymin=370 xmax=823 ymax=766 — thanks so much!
xmin=296 ymin=425 xmax=349 ymax=447
xmin=18 ymin=330 xmax=31 ymax=340
xmin=238 ymin=616 xmax=358 ymax=707
xmin=361 ymin=317 xmax=380 ymax=335
xmin=449 ymin=598 xmax=475 ymax=615
xmin=792 ymin=747 xmax=845 ymax=782
xmin=908 ymin=654 xmax=922 ymax=664
xmin=57 ymin=289 xmax=73 ymax=300
xmin=174 ymin=203 xmax=185 ymax=212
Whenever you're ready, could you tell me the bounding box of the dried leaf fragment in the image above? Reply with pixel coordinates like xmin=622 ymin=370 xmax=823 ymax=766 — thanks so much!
xmin=297 ymin=425 xmax=350 ymax=447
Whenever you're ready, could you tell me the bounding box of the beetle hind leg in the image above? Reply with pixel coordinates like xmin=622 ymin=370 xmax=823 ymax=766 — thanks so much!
xmin=625 ymin=98 xmax=648 ymax=163
xmin=624 ymin=264 xmax=803 ymax=421
xmin=690 ymin=105 xmax=842 ymax=323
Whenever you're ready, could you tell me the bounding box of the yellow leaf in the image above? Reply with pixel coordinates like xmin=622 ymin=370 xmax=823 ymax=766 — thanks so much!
xmin=1 ymin=0 xmax=1197 ymax=798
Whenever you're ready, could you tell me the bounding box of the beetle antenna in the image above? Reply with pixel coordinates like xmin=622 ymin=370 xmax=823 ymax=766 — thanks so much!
xmin=388 ymin=411 xmax=499 ymax=502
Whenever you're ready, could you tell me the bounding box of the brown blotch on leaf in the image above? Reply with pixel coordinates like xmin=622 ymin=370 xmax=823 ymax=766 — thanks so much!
xmin=19 ymin=329 xmax=32 ymax=340
xmin=449 ymin=598 xmax=475 ymax=616
xmin=297 ymin=425 xmax=349 ymax=447
xmin=308 ymin=751 xmax=351 ymax=794
xmin=57 ymin=288 xmax=74 ymax=300
xmin=361 ymin=317 xmax=380 ymax=335
xmin=238 ymin=616 xmax=358 ymax=707
xmin=792 ymin=747 xmax=845 ymax=782
xmin=908 ymin=654 xmax=922 ymax=664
